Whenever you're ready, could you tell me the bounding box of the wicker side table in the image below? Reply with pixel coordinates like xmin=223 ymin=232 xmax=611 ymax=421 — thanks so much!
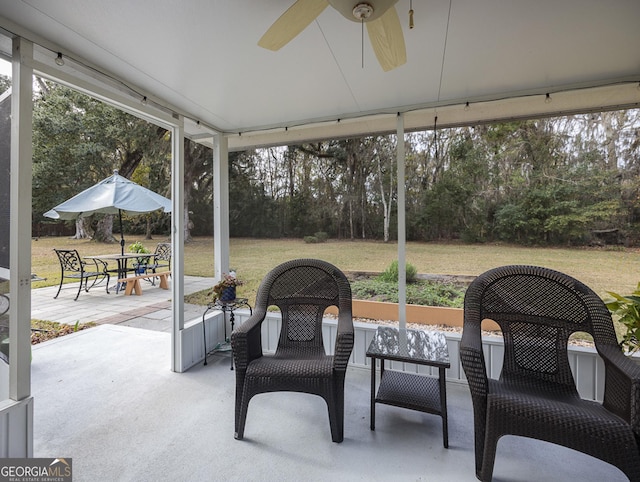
xmin=366 ymin=326 xmax=451 ymax=448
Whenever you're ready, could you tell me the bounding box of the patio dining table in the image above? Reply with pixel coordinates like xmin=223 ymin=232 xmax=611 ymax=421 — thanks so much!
xmin=84 ymin=253 xmax=154 ymax=294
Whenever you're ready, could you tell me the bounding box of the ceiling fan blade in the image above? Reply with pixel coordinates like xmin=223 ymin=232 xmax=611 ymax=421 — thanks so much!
xmin=258 ymin=0 xmax=329 ymax=51
xmin=366 ymin=6 xmax=407 ymax=72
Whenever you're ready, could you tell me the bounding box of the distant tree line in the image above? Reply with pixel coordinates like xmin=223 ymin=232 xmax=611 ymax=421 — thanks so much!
xmin=228 ymin=111 xmax=640 ymax=246
xmin=2 ymin=75 xmax=639 ymax=247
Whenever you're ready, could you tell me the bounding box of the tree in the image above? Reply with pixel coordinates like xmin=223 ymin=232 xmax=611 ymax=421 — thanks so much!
xmin=373 ymin=136 xmax=395 ymax=242
xmin=0 ymin=74 xmax=9 ymax=96
xmin=33 ymin=82 xmax=109 ymax=239
xmin=32 ymin=81 xmax=171 ymax=242
xmin=29 ymin=91 xmax=640 ymax=247
xmin=182 ymin=139 xmax=212 ymax=242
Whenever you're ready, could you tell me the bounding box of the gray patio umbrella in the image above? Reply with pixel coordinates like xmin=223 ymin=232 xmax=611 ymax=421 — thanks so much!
xmin=44 ymin=170 xmax=172 ymax=255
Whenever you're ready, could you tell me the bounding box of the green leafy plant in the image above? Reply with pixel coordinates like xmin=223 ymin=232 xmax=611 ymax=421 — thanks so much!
xmin=129 ymin=241 xmax=151 ymax=273
xmin=605 ymin=283 xmax=640 ymax=354
xmin=128 ymin=241 xmax=150 ymax=254
xmin=304 ymin=232 xmax=328 ymax=244
xmin=314 ymin=231 xmax=329 ymax=242
xmin=378 ymin=260 xmax=417 ymax=283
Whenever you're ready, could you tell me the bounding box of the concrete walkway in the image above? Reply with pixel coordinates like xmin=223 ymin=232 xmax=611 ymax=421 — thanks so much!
xmin=31 ymin=275 xmax=214 ymax=330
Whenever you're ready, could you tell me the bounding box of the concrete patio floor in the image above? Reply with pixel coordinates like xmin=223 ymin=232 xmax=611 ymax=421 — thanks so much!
xmin=28 ymin=284 xmax=630 ymax=482
xmin=31 ymin=275 xmax=214 ymax=330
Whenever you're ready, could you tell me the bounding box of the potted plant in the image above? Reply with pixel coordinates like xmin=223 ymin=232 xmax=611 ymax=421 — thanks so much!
xmin=128 ymin=241 xmax=150 ymax=274
xmin=212 ymin=272 xmax=243 ymax=302
xmin=605 ymin=283 xmax=640 ymax=355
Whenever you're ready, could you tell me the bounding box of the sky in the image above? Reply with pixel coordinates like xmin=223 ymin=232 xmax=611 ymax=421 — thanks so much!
xmin=0 ymin=59 xmax=10 ymax=77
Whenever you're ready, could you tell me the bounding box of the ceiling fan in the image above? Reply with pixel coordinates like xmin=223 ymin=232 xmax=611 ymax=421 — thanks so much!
xmin=258 ymin=0 xmax=407 ymax=72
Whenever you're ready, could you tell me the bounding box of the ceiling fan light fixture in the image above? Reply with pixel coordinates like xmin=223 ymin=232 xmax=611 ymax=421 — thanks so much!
xmin=353 ymin=3 xmax=374 ymax=20
xmin=260 ymin=0 xmax=404 ymax=71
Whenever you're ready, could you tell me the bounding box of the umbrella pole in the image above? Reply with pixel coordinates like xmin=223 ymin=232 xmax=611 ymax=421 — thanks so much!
xmin=119 ymin=210 xmax=125 ymax=256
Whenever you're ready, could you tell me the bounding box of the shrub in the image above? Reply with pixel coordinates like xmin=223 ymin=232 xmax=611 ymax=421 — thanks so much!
xmin=304 ymin=232 xmax=328 ymax=243
xmin=378 ymin=260 xmax=417 ymax=283
xmin=314 ymin=231 xmax=329 ymax=242
xmin=350 ymin=278 xmax=465 ymax=308
xmin=605 ymin=283 xmax=640 ymax=354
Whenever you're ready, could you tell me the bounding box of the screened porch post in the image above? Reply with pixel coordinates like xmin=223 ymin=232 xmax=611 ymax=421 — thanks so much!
xmin=397 ymin=113 xmax=406 ymax=331
xmin=213 ymin=135 xmax=230 ymax=280
xmin=171 ymin=116 xmax=185 ymax=372
xmin=9 ymin=37 xmax=33 ymax=406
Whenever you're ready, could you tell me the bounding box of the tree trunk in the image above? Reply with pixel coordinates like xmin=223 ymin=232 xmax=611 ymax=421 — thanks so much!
xmin=145 ymin=215 xmax=153 ymax=240
xmin=184 ymin=205 xmax=193 ymax=243
xmin=361 ymin=190 xmax=366 ymax=239
xmin=94 ymin=214 xmax=117 ymax=244
xmin=349 ymin=199 xmax=354 ymax=239
xmin=71 ymin=217 xmax=92 ymax=240
xmin=376 ymin=146 xmax=392 ymax=242
xmin=602 ymin=111 xmax=620 ymax=170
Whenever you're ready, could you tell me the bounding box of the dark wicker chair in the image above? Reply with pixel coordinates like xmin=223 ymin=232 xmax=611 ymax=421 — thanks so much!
xmin=53 ymin=249 xmax=110 ymax=300
xmin=460 ymin=265 xmax=640 ymax=481
xmin=231 ymin=259 xmax=354 ymax=443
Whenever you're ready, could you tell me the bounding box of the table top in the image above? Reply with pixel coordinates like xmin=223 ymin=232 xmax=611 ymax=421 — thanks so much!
xmin=366 ymin=326 xmax=450 ymax=368
xmin=84 ymin=253 xmax=154 ymax=261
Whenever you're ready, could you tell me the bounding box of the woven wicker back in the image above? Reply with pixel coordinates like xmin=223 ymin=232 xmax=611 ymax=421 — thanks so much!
xmin=465 ymin=265 xmax=617 ymax=387
xmin=256 ymin=259 xmax=351 ymax=354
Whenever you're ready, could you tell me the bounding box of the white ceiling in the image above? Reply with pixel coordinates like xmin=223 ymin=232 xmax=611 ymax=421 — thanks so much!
xmin=0 ymin=0 xmax=639 ymax=150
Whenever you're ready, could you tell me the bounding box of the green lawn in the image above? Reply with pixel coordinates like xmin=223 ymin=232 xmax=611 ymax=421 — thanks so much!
xmin=30 ymin=236 xmax=640 ymax=305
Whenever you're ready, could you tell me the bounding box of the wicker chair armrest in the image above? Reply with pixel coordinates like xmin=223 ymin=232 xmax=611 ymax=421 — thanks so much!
xmin=598 ymin=344 xmax=640 ymax=432
xmin=333 ymin=310 xmax=354 ymax=372
xmin=231 ymin=308 xmax=265 ymax=371
xmin=460 ymin=316 xmax=489 ymax=399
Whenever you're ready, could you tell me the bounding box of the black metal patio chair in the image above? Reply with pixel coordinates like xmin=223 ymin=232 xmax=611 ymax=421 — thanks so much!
xmin=231 ymin=258 xmax=354 ymax=443
xmin=53 ymin=249 xmax=110 ymax=301
xmin=460 ymin=265 xmax=640 ymax=481
xmin=150 ymin=242 xmax=171 ymax=272
xmin=135 ymin=242 xmax=171 ymax=285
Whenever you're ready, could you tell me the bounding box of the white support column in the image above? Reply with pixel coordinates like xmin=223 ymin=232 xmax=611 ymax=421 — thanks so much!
xmin=9 ymin=37 xmax=33 ymax=404
xmin=171 ymin=117 xmax=185 ymax=372
xmin=213 ymin=135 xmax=230 ymax=280
xmin=397 ymin=113 xmax=406 ymax=331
